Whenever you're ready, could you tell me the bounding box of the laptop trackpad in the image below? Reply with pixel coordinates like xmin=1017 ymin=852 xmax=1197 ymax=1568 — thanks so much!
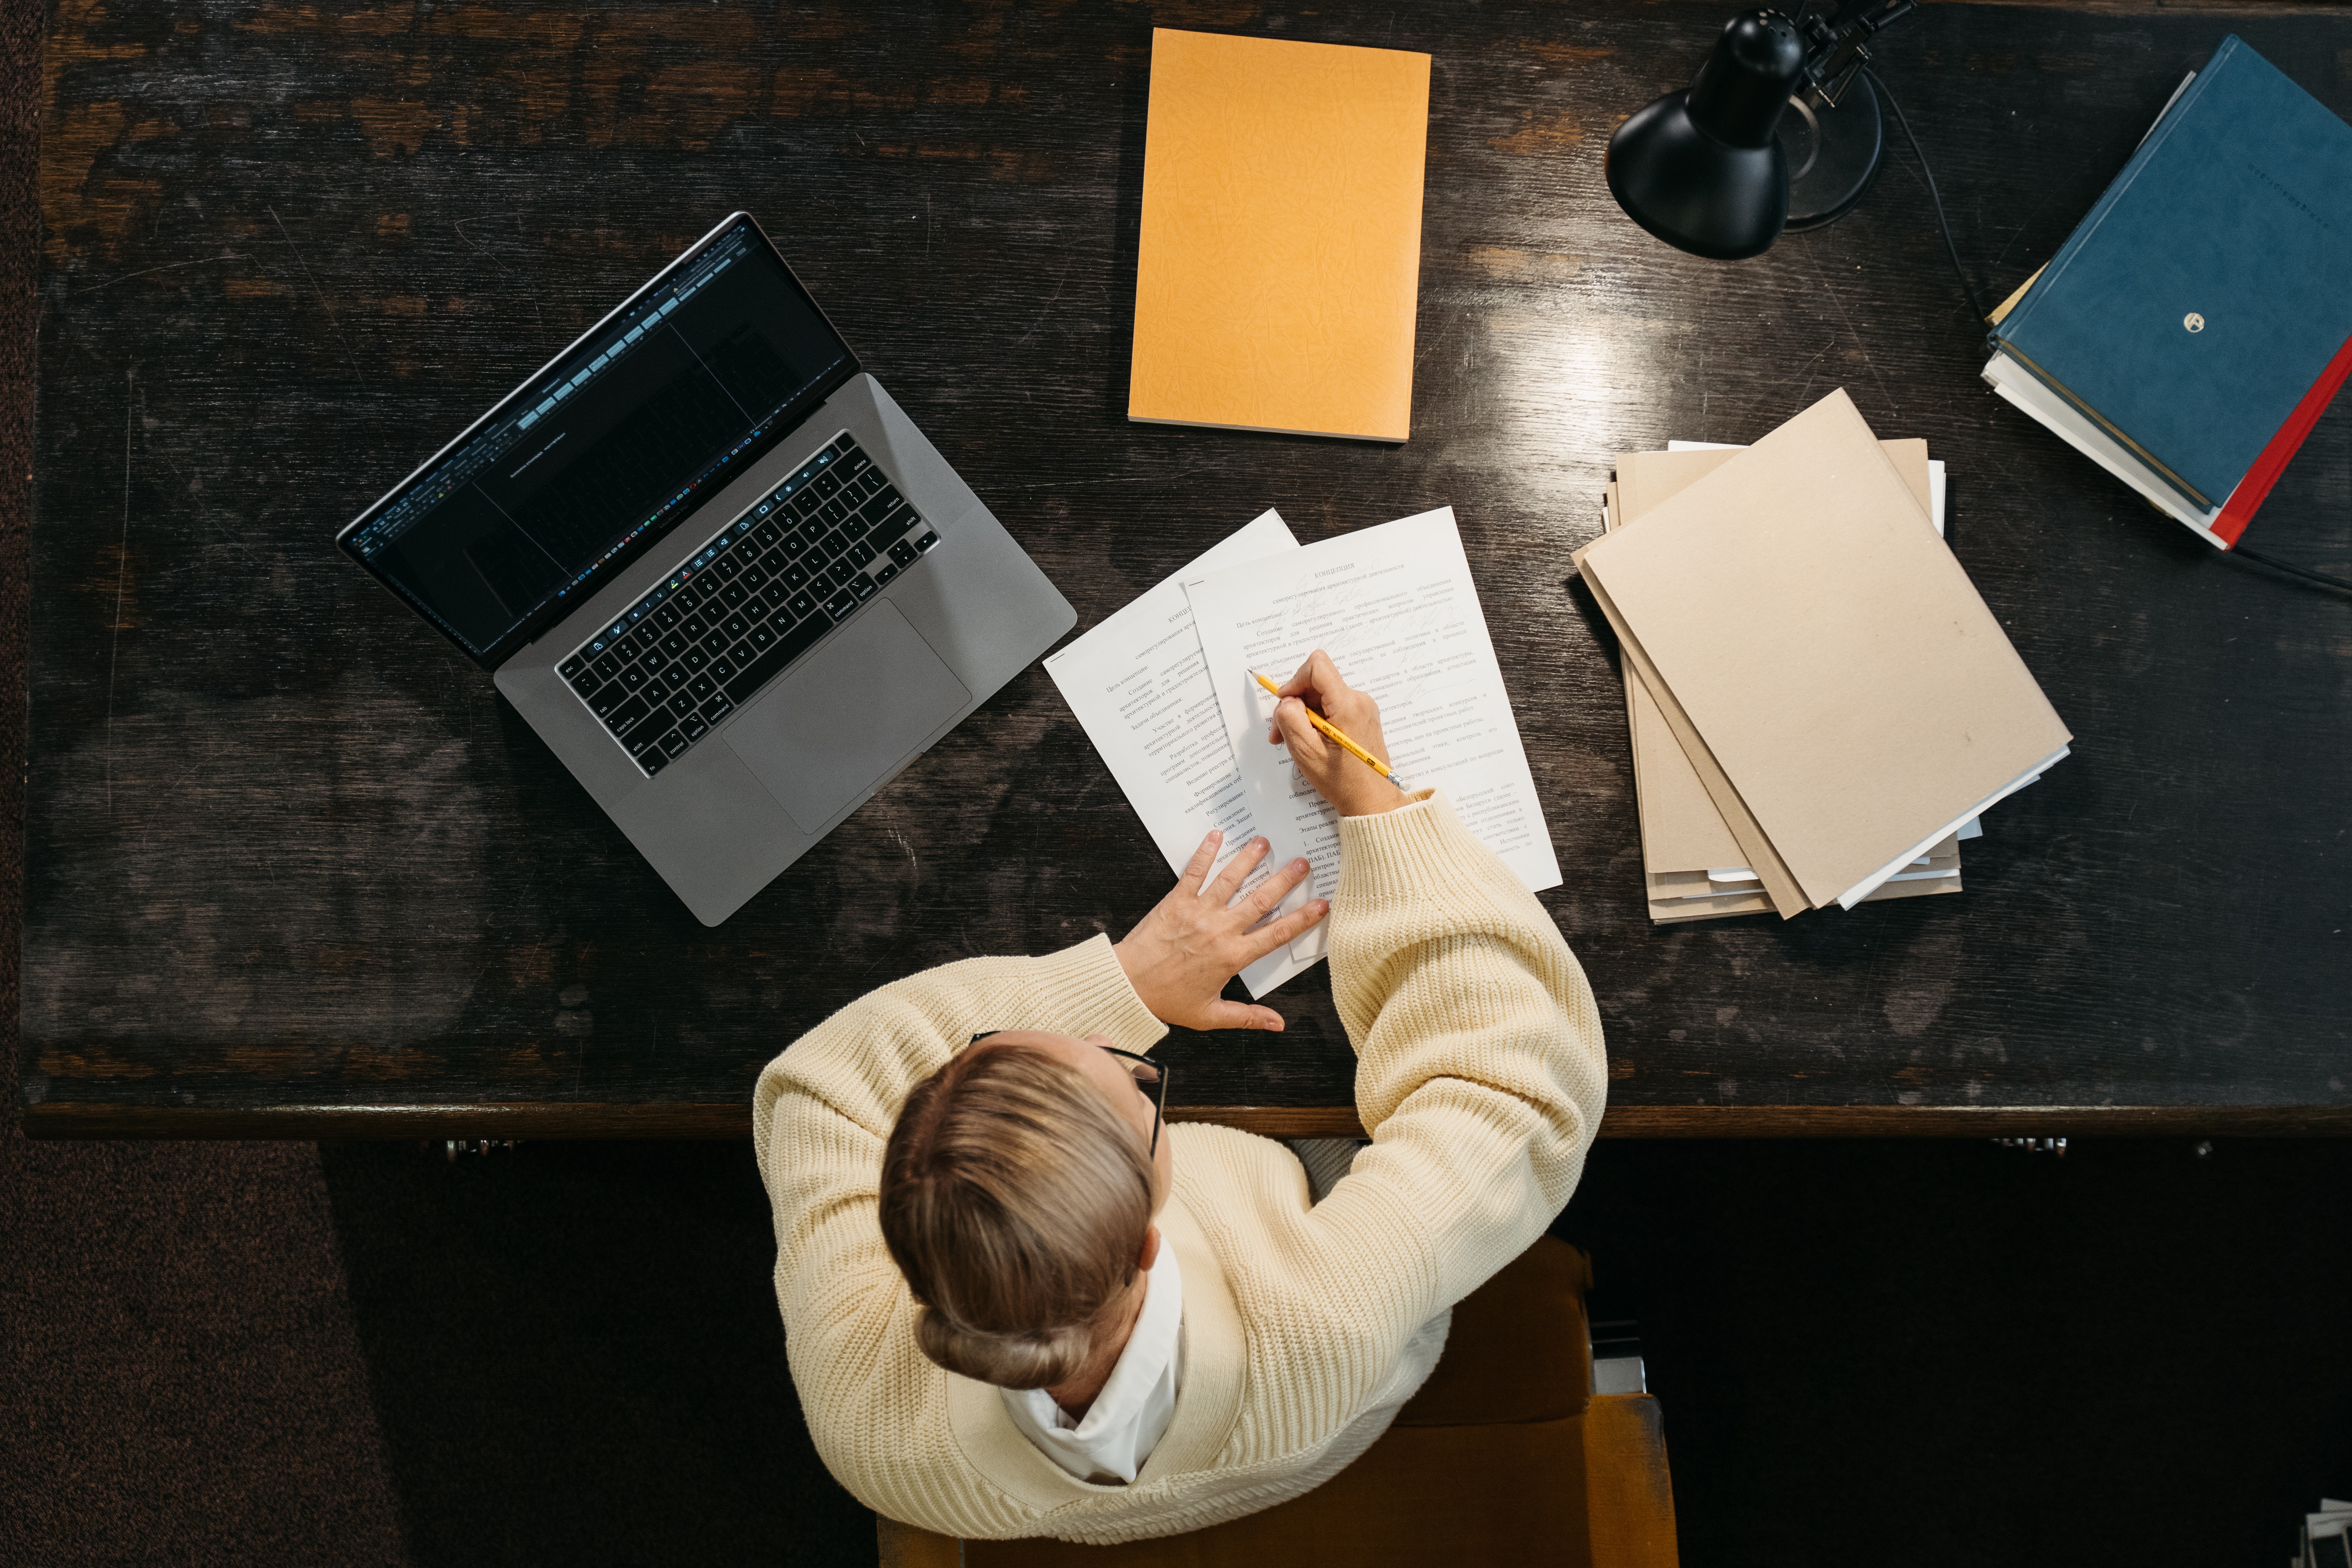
xmin=723 ymin=602 xmax=973 ymax=834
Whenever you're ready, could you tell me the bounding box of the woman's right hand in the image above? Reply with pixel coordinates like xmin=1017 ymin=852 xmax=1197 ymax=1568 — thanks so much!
xmin=1266 ymin=650 xmax=1408 ymax=818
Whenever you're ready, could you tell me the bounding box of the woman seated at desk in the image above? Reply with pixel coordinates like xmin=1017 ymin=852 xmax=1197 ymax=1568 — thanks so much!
xmin=753 ymin=652 xmax=1607 ymax=1542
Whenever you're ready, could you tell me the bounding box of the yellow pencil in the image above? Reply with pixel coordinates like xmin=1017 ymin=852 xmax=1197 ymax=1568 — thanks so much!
xmin=1250 ymin=670 xmax=1406 ymax=786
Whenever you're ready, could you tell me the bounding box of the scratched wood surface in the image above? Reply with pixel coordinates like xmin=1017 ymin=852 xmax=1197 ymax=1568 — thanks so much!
xmin=22 ymin=0 xmax=2352 ymax=1138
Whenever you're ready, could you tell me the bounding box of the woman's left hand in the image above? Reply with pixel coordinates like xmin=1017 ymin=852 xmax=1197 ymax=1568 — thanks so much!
xmin=1113 ymin=830 xmax=1326 ymax=1031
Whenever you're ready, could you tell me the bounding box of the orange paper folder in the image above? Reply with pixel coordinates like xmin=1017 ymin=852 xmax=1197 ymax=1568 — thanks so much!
xmin=1129 ymin=29 xmax=1430 ymax=443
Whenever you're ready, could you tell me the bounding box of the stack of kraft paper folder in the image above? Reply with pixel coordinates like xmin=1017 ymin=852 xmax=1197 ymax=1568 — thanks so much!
xmin=1576 ymin=390 xmax=2074 ymax=926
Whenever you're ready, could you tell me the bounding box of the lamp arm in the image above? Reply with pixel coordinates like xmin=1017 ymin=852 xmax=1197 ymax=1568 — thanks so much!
xmin=1795 ymin=0 xmax=1916 ymax=107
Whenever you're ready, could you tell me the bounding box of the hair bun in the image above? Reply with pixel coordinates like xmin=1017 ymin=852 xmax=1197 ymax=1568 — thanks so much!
xmin=914 ymin=1306 xmax=1093 ymax=1391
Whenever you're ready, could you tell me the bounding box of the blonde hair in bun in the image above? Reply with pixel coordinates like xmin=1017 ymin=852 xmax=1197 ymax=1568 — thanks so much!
xmin=879 ymin=1040 xmax=1155 ymax=1390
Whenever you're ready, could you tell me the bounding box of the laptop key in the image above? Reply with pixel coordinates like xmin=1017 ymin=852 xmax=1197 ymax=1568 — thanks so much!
xmin=589 ymin=683 xmax=625 ymax=718
xmin=851 ymin=574 xmax=879 ymax=603
xmin=689 ymin=674 xmax=716 ymax=701
xmin=724 ymin=606 xmax=833 ymax=705
xmin=865 ymin=506 xmax=916 ymax=546
xmin=660 ymin=632 xmax=687 ymax=656
xmin=640 ymin=650 xmax=668 ymax=675
xmin=607 ymin=695 xmax=650 ymax=735
xmin=592 ymin=654 xmax=622 ymax=682
xmin=823 ymin=585 xmax=857 ymax=619
xmin=814 ymin=472 xmax=841 ymax=499
xmin=682 ymin=715 xmax=710 ymax=742
xmin=720 ymin=583 xmax=749 ymax=609
xmin=700 ymin=630 xmax=728 ymax=657
xmin=699 ymin=694 xmax=734 ymax=724
xmin=847 ymin=540 xmax=878 ymax=569
xmin=642 ymin=677 xmax=672 ymax=705
xmin=721 ymin=614 xmax=749 ymax=640
xmin=916 ymin=531 xmax=939 ymax=552
xmin=659 ymin=728 xmax=691 ymax=757
xmin=786 ymin=590 xmax=817 ymax=619
xmin=782 ymin=563 xmax=811 ymax=591
xmin=681 ymin=648 xmax=707 ymax=673
xmin=640 ymin=748 xmax=669 ymax=776
xmin=826 ymin=558 xmax=859 ymax=589
xmin=681 ymin=613 xmax=710 ymax=638
xmin=873 ymin=562 xmax=898 ymax=585
xmin=749 ymin=623 xmax=776 ymax=651
xmin=567 ymin=669 xmax=601 ymax=699
xmin=837 ymin=450 xmax=869 ymax=481
xmin=709 ymin=656 xmax=738 ymax=683
xmin=559 ymin=655 xmax=586 ymax=680
xmin=715 ymin=556 xmax=742 ymax=580
xmin=741 ymin=565 xmax=768 ymax=591
xmin=887 ymin=539 xmax=919 ymax=567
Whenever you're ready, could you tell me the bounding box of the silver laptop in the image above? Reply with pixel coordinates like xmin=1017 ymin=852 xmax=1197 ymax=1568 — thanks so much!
xmin=338 ymin=213 xmax=1074 ymax=925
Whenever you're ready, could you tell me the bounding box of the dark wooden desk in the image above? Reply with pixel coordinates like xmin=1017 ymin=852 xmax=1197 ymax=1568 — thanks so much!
xmin=23 ymin=1 xmax=2352 ymax=1141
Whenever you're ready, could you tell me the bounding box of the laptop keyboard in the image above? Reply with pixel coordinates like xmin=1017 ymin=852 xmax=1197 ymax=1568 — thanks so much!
xmin=555 ymin=432 xmax=940 ymax=777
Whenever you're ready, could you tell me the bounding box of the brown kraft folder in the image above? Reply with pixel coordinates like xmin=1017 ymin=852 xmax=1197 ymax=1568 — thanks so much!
xmin=1619 ymin=442 xmax=1931 ymax=876
xmin=1576 ymin=390 xmax=2070 ymax=915
xmin=1128 ymin=29 xmax=1430 ymax=442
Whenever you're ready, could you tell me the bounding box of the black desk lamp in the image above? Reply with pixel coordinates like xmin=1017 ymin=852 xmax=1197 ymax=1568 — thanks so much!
xmin=1607 ymin=0 xmax=1920 ymax=259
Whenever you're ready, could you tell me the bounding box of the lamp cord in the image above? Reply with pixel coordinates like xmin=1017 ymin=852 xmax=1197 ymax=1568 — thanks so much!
xmin=1862 ymin=65 xmax=1986 ymax=323
xmin=2226 ymin=544 xmax=2352 ymax=595
xmin=1865 ymin=65 xmax=2350 ymax=599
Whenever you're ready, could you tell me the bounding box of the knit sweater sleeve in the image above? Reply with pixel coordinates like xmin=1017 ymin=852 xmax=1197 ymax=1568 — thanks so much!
xmin=1319 ymin=789 xmax=1607 ymax=1318
xmin=751 ymin=936 xmax=1165 ymax=1512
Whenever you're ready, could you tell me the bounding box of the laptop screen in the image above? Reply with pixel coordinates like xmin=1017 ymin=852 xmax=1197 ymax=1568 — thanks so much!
xmin=339 ymin=215 xmax=857 ymax=666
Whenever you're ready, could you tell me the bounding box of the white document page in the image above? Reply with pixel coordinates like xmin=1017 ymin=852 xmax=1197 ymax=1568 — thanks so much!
xmin=1044 ymin=509 xmax=1300 ymax=872
xmin=1043 ymin=510 xmax=1320 ymax=997
xmin=1183 ymin=506 xmax=1562 ymax=996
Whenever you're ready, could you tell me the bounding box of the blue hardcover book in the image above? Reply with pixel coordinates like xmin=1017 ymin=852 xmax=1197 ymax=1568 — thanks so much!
xmin=1989 ymin=36 xmax=2352 ymax=546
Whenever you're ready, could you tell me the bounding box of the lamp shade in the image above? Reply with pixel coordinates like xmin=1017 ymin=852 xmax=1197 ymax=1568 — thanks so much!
xmin=1606 ymin=11 xmax=1805 ymax=260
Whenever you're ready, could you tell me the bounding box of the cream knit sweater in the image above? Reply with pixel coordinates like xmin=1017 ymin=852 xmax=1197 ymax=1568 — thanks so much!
xmin=752 ymin=790 xmax=1607 ymax=1542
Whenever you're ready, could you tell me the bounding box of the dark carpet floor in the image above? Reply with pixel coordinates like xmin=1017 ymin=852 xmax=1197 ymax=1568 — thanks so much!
xmin=2 ymin=2 xmax=2345 ymax=1564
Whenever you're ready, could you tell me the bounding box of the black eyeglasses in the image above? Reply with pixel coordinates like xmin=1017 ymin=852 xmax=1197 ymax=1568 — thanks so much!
xmin=969 ymin=1033 xmax=1169 ymax=1157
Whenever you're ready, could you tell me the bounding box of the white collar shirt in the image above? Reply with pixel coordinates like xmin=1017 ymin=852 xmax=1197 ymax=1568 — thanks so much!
xmin=1001 ymin=1239 xmax=1185 ymax=1485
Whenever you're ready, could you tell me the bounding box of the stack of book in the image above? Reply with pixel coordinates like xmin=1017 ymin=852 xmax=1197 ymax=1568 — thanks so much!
xmin=1983 ymin=35 xmax=2352 ymax=551
xmin=1577 ymin=390 xmax=2071 ymax=924
xmin=2295 ymin=1499 xmax=2352 ymax=1568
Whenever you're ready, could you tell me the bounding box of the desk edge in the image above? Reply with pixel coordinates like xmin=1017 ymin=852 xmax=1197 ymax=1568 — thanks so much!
xmin=19 ymin=1101 xmax=2352 ymax=1140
